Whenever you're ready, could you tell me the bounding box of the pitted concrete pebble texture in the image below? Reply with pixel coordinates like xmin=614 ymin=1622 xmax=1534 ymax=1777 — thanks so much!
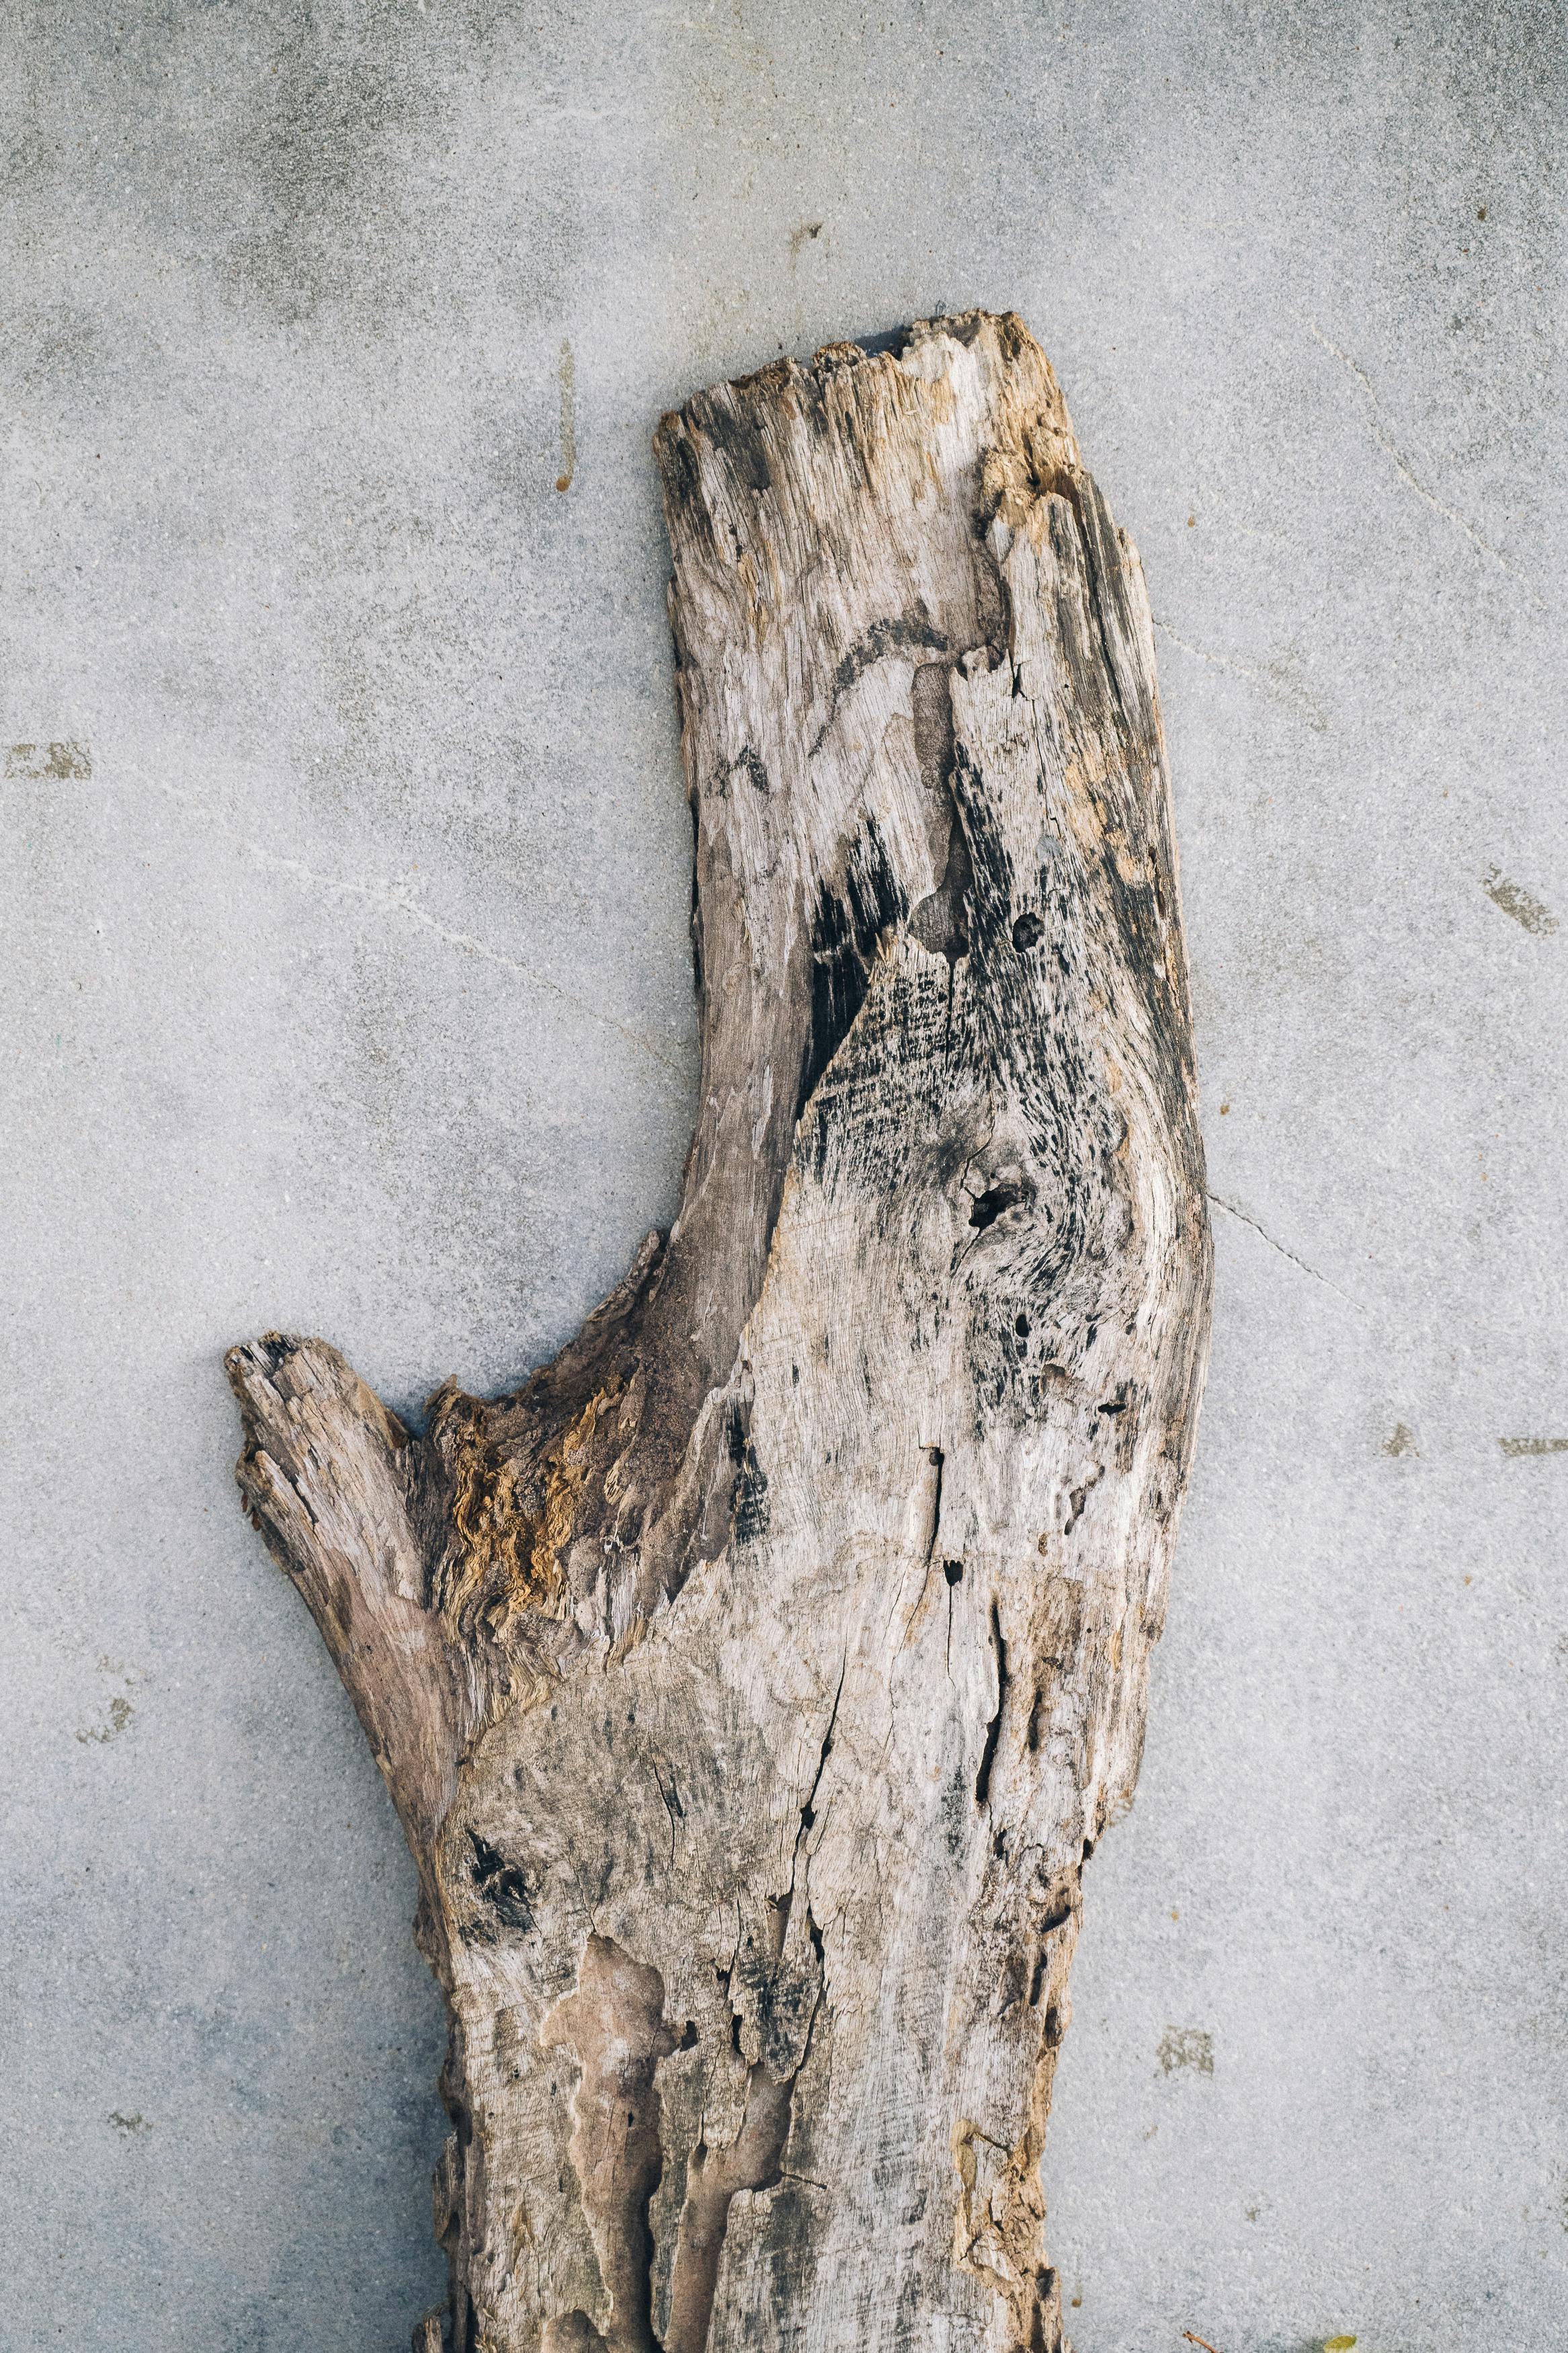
xmin=3 ymin=3 xmax=1565 ymax=2348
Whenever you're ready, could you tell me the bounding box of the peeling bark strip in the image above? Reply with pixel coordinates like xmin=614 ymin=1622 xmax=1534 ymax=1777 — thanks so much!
xmin=227 ymin=313 xmax=1211 ymax=2353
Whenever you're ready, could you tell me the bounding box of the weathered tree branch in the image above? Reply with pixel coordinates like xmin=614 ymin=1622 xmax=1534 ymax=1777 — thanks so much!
xmin=228 ymin=311 xmax=1212 ymax=2353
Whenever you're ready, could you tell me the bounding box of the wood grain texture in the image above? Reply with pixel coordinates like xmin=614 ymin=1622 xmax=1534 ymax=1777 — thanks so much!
xmin=228 ymin=311 xmax=1212 ymax=2353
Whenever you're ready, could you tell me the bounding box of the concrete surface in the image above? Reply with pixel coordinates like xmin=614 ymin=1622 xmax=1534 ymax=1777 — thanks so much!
xmin=3 ymin=2 xmax=1565 ymax=2347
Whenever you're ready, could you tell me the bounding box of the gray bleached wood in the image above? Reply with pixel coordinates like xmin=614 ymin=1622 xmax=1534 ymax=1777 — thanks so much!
xmin=227 ymin=312 xmax=1212 ymax=2353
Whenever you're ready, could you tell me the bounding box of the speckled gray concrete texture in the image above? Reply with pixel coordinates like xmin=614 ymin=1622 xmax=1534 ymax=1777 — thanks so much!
xmin=3 ymin=2 xmax=1565 ymax=2346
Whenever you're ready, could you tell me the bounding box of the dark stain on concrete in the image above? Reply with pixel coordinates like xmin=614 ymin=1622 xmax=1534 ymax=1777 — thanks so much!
xmin=1157 ymin=2026 xmax=1213 ymax=2076
xmin=77 ymin=1696 xmax=134 ymax=1745
xmin=7 ymin=742 xmax=91 ymax=780
xmin=1483 ymin=866 xmax=1557 ymax=935
xmin=219 ymin=1 xmax=577 ymax=331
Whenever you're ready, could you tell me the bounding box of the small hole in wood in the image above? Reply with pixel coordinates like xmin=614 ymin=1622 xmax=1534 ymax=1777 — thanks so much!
xmin=970 ymin=1184 xmax=1023 ymax=1231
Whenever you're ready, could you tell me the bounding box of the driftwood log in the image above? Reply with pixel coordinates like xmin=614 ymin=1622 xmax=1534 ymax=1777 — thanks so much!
xmin=228 ymin=313 xmax=1212 ymax=2353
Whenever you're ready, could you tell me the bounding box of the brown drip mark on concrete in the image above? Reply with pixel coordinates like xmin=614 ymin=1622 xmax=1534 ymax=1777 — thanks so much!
xmin=557 ymin=340 xmax=577 ymax=493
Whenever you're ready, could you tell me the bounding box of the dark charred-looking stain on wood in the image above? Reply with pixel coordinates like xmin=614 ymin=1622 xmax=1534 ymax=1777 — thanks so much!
xmin=841 ymin=612 xmax=950 ymax=701
xmin=694 ymin=391 xmax=774 ymax=493
xmin=814 ymin=611 xmax=948 ymax=746
xmin=466 ymin=1830 xmax=536 ymax=1935
xmin=726 ymin=1394 xmax=772 ymax=1545
xmin=796 ymin=819 xmax=905 ymax=1122
xmin=658 ymin=424 xmax=706 ymax=541
xmin=733 ymin=1452 xmax=770 ymax=1543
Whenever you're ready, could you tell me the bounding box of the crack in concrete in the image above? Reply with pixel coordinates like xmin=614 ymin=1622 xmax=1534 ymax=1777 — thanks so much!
xmin=1305 ymin=319 xmax=1543 ymax=607
xmin=1152 ymin=619 xmax=1327 ymax=731
xmin=251 ymin=847 xmax=688 ymax=1082
xmin=1206 ymin=1189 xmax=1356 ymax=1304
